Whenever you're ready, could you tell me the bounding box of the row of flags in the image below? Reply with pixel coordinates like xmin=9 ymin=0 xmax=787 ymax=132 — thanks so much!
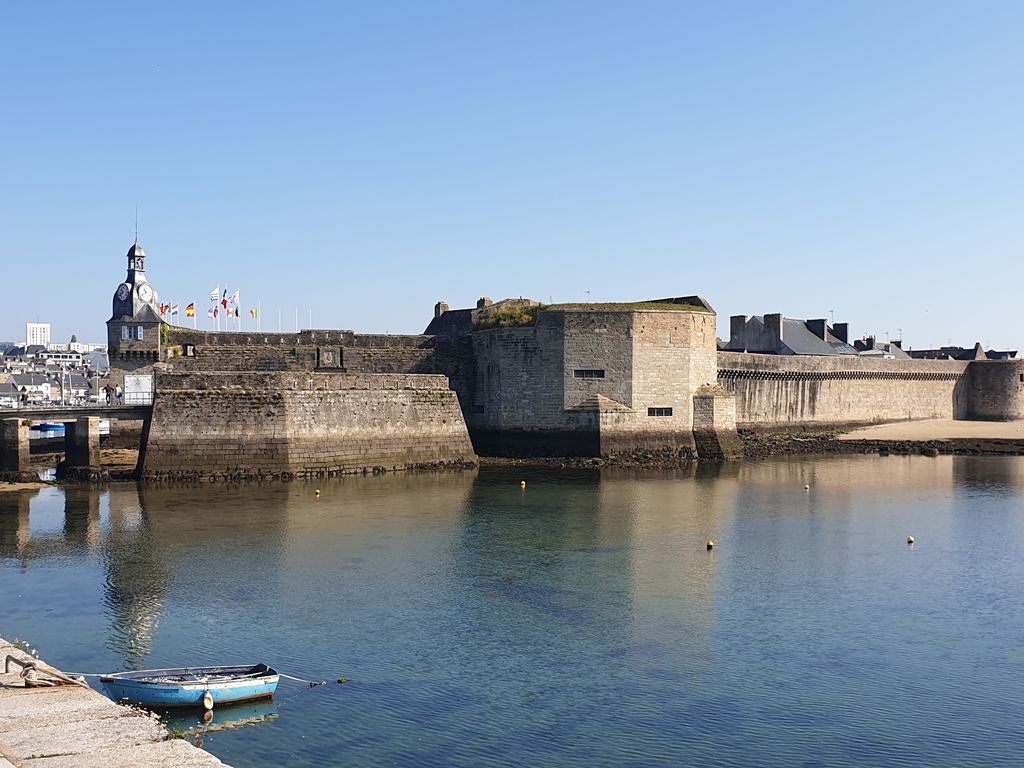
xmin=156 ymin=287 xmax=262 ymax=329
xmin=158 ymin=302 xmax=200 ymax=318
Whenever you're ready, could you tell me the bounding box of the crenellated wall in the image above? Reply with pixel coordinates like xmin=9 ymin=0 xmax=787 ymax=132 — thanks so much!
xmin=143 ymin=371 xmax=476 ymax=479
xmin=717 ymin=352 xmax=970 ymax=427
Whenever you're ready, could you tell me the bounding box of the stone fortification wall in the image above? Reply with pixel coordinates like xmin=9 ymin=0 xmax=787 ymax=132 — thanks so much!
xmin=965 ymin=360 xmax=1024 ymax=420
xmin=164 ymin=327 xmax=436 ymax=375
xmin=718 ymin=352 xmax=970 ymax=427
xmin=167 ymin=329 xmax=355 ymax=346
xmin=143 ymin=371 xmax=476 ymax=479
xmin=468 ymin=309 xmax=719 ymax=457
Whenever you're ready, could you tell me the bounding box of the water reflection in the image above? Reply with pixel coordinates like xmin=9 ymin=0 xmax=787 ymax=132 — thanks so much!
xmin=0 ymin=489 xmax=35 ymax=563
xmin=103 ymin=484 xmax=170 ymax=668
xmin=3 ymin=457 xmax=1024 ymax=768
xmin=158 ymin=697 xmax=279 ymax=736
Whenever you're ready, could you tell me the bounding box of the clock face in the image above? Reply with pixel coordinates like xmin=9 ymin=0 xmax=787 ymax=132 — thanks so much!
xmin=117 ymin=284 xmax=130 ymax=301
xmin=138 ymin=284 xmax=153 ymax=302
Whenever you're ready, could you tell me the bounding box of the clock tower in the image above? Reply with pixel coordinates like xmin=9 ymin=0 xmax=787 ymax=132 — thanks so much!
xmin=107 ymin=240 xmax=165 ymax=367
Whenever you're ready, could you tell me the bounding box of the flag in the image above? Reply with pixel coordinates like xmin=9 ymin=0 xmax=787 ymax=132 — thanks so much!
xmin=229 ymin=290 xmax=240 ymax=306
xmin=221 ymin=289 xmax=229 ymax=309
xmin=185 ymin=303 xmax=196 ymax=318
xmin=250 ymin=308 xmax=258 ymax=318
xmin=159 ymin=304 xmax=168 ymax=317
xmin=209 ymin=288 xmax=219 ymax=301
xmin=170 ymin=303 xmax=179 ymax=316
xmin=208 ymin=307 xmax=218 ymax=318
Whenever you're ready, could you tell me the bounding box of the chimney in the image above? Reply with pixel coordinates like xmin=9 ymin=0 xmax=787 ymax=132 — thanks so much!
xmin=833 ymin=322 xmax=849 ymax=343
xmin=476 ymin=297 xmax=493 ymax=309
xmin=434 ymin=301 xmax=449 ymax=318
xmin=765 ymin=313 xmax=783 ymax=344
xmin=807 ymin=319 xmax=827 ymax=340
xmin=729 ymin=315 xmax=747 ymax=345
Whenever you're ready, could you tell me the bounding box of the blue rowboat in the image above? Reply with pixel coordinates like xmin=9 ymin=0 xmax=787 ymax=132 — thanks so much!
xmin=100 ymin=664 xmax=279 ymax=708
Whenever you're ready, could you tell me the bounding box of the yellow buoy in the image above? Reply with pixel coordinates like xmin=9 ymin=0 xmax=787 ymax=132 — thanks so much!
xmin=520 ymin=480 xmax=527 ymax=488
xmin=907 ymin=535 xmax=915 ymax=545
xmin=706 ymin=539 xmax=714 ymax=551
xmin=314 ymin=488 xmax=321 ymax=497
xmin=804 ymin=484 xmax=810 ymax=491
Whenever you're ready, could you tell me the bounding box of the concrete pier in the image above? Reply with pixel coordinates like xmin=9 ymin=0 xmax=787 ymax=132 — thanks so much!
xmin=0 ymin=637 xmax=227 ymax=767
xmin=65 ymin=418 xmax=101 ymax=471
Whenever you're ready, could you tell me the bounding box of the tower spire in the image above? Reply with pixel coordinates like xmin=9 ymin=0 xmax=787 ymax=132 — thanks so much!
xmin=134 ymin=205 xmax=138 ymax=244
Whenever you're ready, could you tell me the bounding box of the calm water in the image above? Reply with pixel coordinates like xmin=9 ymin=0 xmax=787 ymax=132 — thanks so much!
xmin=3 ymin=456 xmax=1024 ymax=767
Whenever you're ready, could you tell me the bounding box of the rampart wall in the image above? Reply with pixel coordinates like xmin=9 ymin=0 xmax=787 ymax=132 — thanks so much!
xmin=717 ymin=352 xmax=970 ymax=427
xmin=143 ymin=371 xmax=476 ymax=479
xmin=965 ymin=360 xmax=1024 ymax=420
xmin=468 ymin=309 xmax=718 ymax=456
xmin=163 ymin=328 xmax=436 ymax=375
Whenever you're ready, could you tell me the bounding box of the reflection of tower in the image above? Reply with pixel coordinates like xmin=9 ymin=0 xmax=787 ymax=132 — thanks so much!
xmin=103 ymin=484 xmax=170 ymax=669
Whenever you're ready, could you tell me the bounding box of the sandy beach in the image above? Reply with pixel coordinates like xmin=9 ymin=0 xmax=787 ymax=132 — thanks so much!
xmin=839 ymin=419 xmax=1024 ymax=441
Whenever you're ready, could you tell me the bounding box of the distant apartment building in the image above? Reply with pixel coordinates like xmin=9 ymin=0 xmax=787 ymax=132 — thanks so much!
xmin=26 ymin=322 xmax=51 ymax=348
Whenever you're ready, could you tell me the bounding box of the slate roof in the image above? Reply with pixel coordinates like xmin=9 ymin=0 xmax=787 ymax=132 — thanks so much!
xmin=727 ymin=316 xmax=858 ymax=356
xmin=423 ymin=308 xmax=474 ymax=336
xmin=11 ymin=373 xmax=52 ymax=387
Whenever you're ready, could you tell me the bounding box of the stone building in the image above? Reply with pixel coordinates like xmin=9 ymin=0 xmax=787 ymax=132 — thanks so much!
xmin=427 ymin=297 xmax=737 ymax=458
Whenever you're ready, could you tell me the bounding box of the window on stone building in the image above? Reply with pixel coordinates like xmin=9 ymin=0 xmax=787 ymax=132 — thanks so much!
xmin=573 ymin=369 xmax=605 ymax=379
xmin=648 ymin=407 xmax=673 ymax=417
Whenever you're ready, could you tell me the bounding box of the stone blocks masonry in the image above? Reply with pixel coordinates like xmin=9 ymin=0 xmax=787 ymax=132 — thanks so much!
xmin=142 ymin=372 xmax=475 ymax=480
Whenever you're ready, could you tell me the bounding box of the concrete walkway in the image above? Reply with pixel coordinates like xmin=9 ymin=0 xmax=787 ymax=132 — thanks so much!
xmin=0 ymin=638 xmax=227 ymax=767
xmin=839 ymin=418 xmax=1024 ymax=441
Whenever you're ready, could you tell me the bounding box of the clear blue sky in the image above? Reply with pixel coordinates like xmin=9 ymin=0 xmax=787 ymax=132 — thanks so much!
xmin=2 ymin=1 xmax=1021 ymax=350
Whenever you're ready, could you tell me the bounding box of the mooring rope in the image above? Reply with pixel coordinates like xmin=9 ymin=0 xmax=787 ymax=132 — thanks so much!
xmin=4 ymin=655 xmax=89 ymax=688
xmin=46 ymin=665 xmax=347 ymax=687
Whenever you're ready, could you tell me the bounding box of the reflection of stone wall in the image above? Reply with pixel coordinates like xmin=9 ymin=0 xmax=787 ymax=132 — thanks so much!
xmin=144 ymin=372 xmax=476 ymax=479
xmin=718 ymin=353 xmax=970 ymax=427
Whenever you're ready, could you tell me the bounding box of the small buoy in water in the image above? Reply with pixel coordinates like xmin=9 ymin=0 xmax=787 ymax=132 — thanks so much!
xmin=337 ymin=677 xmax=349 ymax=684
xmin=202 ymin=691 xmax=214 ymax=711
xmin=706 ymin=539 xmax=714 ymax=551
xmin=314 ymin=488 xmax=321 ymax=497
xmin=907 ymin=535 xmax=915 ymax=545
xmin=804 ymin=484 xmax=810 ymax=491
xmin=520 ymin=480 xmax=527 ymax=489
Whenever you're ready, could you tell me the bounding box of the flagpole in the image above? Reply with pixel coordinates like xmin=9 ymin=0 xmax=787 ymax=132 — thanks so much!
xmin=295 ymin=306 xmax=298 ymax=332
xmin=258 ymin=300 xmax=262 ymax=333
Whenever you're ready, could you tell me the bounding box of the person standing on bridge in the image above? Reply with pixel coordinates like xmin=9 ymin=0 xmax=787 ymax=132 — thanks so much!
xmin=115 ymin=384 xmax=123 ymax=405
xmin=20 ymin=386 xmax=28 ymax=406
xmin=103 ymin=384 xmax=114 ymax=405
